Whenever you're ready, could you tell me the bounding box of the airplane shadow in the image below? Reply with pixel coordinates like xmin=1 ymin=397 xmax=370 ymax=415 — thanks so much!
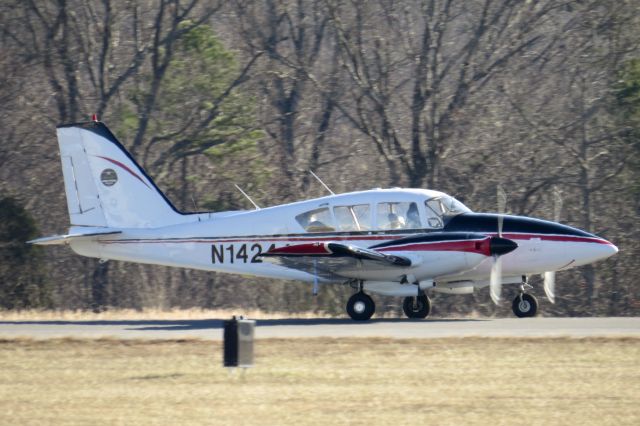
xmin=0 ymin=317 xmax=487 ymax=332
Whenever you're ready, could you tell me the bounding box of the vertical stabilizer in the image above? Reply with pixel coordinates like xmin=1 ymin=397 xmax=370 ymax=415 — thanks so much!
xmin=57 ymin=121 xmax=185 ymax=228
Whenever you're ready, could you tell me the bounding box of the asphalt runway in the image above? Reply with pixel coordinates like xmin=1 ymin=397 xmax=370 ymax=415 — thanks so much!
xmin=0 ymin=317 xmax=638 ymax=340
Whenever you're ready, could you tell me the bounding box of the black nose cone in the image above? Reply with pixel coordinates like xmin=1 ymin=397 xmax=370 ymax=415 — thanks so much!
xmin=489 ymin=237 xmax=518 ymax=256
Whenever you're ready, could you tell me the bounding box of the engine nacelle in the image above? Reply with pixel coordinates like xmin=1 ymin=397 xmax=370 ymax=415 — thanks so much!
xmin=433 ymin=281 xmax=475 ymax=295
xmin=363 ymin=281 xmax=419 ymax=297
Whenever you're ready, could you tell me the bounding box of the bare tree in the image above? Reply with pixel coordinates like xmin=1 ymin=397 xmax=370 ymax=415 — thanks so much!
xmin=230 ymin=0 xmax=349 ymax=194
xmin=322 ymin=0 xmax=567 ymax=188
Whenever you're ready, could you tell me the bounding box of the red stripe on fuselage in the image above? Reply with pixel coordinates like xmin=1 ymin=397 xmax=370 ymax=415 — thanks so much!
xmin=266 ymin=243 xmax=331 ymax=256
xmin=99 ymin=235 xmax=402 ymax=244
xmin=378 ymin=240 xmax=490 ymax=256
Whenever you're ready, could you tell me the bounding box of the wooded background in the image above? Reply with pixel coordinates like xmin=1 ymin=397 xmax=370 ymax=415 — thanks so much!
xmin=0 ymin=0 xmax=638 ymax=316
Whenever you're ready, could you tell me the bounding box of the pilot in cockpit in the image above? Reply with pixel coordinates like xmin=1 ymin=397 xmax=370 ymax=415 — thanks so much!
xmin=387 ymin=213 xmax=406 ymax=229
xmin=406 ymin=203 xmax=421 ymax=228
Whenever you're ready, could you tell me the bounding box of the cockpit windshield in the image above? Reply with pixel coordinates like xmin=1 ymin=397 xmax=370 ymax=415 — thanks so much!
xmin=424 ymin=196 xmax=470 ymax=228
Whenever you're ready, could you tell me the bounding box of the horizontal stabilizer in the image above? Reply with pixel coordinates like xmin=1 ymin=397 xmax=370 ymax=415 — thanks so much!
xmin=27 ymin=228 xmax=121 ymax=245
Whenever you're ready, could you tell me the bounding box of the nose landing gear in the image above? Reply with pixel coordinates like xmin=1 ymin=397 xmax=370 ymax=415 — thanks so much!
xmin=512 ymin=280 xmax=538 ymax=317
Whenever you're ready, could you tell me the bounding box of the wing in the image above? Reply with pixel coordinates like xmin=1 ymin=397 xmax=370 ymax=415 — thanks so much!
xmin=259 ymin=242 xmax=411 ymax=280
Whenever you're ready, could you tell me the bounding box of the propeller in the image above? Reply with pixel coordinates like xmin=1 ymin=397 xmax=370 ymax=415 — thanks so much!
xmin=490 ymin=185 xmax=509 ymax=304
xmin=543 ymin=271 xmax=555 ymax=304
xmin=312 ymin=258 xmax=319 ymax=296
xmin=497 ymin=185 xmax=507 ymax=238
xmin=489 ymin=255 xmax=503 ymax=304
xmin=543 ymin=186 xmax=563 ymax=304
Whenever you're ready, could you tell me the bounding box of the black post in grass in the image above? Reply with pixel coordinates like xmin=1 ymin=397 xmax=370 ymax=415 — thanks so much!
xmin=223 ymin=316 xmax=255 ymax=369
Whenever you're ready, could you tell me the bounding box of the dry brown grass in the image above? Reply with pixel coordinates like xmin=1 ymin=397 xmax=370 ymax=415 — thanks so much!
xmin=0 ymin=308 xmax=483 ymax=322
xmin=0 ymin=337 xmax=638 ymax=425
xmin=0 ymin=308 xmax=336 ymax=321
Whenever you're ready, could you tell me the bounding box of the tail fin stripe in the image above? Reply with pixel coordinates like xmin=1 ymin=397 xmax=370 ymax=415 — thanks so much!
xmin=66 ymin=121 xmax=193 ymax=215
xmin=95 ymin=155 xmax=151 ymax=189
xmin=56 ymin=121 xmax=203 ymax=228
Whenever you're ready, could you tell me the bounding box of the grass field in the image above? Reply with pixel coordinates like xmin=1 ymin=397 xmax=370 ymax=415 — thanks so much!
xmin=0 ymin=308 xmax=332 ymax=321
xmin=0 ymin=337 xmax=638 ymax=425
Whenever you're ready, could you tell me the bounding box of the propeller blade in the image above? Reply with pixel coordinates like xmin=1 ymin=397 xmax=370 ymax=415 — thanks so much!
xmin=489 ymin=255 xmax=502 ymax=305
xmin=490 ymin=185 xmax=509 ymax=304
xmin=541 ymin=188 xmax=560 ymax=304
xmin=312 ymin=259 xmax=319 ymax=296
xmin=497 ymin=185 xmax=507 ymax=237
xmin=543 ymin=271 xmax=556 ymax=304
xmin=553 ymin=186 xmax=563 ymax=222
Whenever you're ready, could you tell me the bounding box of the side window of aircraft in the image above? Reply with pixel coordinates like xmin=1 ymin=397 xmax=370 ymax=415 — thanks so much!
xmin=424 ymin=199 xmax=445 ymax=228
xmin=424 ymin=196 xmax=469 ymax=228
xmin=376 ymin=202 xmax=421 ymax=230
xmin=295 ymin=207 xmax=336 ymax=232
xmin=334 ymin=204 xmax=371 ymax=231
xmin=440 ymin=196 xmax=469 ymax=214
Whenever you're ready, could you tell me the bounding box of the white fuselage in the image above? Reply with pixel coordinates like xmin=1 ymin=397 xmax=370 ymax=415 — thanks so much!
xmin=68 ymin=189 xmax=617 ymax=294
xmin=37 ymin=121 xmax=619 ymax=316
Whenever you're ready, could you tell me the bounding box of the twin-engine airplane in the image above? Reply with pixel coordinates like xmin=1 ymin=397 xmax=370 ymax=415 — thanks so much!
xmin=30 ymin=120 xmax=618 ymax=320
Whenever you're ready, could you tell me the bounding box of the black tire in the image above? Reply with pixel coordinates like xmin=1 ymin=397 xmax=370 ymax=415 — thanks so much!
xmin=512 ymin=293 xmax=538 ymax=318
xmin=346 ymin=292 xmax=375 ymax=321
xmin=402 ymin=294 xmax=431 ymax=319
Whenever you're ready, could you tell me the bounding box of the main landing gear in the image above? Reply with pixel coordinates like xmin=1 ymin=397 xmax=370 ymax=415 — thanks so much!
xmin=344 ymin=279 xmax=539 ymax=320
xmin=512 ymin=280 xmax=538 ymax=318
xmin=346 ymin=291 xmax=375 ymax=321
xmin=345 ymin=280 xmax=432 ymax=320
xmin=402 ymin=293 xmax=431 ymax=319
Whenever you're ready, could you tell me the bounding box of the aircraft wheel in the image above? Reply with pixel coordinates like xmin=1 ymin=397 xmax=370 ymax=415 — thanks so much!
xmin=402 ymin=294 xmax=431 ymax=319
xmin=346 ymin=292 xmax=375 ymax=321
xmin=512 ymin=293 xmax=538 ymax=318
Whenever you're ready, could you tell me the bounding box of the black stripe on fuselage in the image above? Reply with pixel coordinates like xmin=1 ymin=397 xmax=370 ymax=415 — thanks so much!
xmin=102 ymin=213 xmax=592 ymax=245
xmin=444 ymin=213 xmax=595 ymax=238
xmin=102 ymin=228 xmax=429 ymax=243
xmin=98 ymin=214 xmax=592 ymax=245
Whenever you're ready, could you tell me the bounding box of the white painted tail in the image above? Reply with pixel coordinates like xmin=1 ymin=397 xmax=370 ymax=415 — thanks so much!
xmin=57 ymin=121 xmax=186 ymax=228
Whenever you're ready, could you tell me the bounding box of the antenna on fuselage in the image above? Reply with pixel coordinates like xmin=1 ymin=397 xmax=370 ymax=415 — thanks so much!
xmin=234 ymin=184 xmax=261 ymax=210
xmin=190 ymin=195 xmax=202 ymax=221
xmin=309 ymin=170 xmax=335 ymax=195
xmin=190 ymin=195 xmax=199 ymax=211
